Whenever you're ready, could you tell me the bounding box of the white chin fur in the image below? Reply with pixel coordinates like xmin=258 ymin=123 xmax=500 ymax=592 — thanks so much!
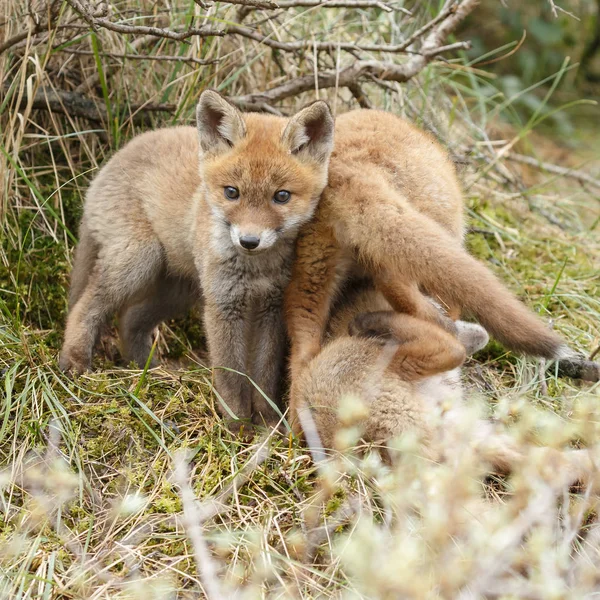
xmin=230 ymin=225 xmax=278 ymax=252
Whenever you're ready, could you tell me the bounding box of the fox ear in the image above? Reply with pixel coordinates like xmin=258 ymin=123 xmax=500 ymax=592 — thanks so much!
xmin=281 ymin=101 xmax=334 ymax=165
xmin=196 ymin=90 xmax=246 ymax=155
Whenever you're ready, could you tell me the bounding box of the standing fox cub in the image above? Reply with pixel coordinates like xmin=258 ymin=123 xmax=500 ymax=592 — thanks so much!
xmin=286 ymin=109 xmax=599 ymax=429
xmin=60 ymin=90 xmax=334 ymax=425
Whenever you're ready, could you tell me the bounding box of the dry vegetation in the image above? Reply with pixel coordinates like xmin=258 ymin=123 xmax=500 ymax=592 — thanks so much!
xmin=1 ymin=0 xmax=600 ymax=597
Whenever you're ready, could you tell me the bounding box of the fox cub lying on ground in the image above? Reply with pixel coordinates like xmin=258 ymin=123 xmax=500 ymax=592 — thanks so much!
xmin=295 ymin=285 xmax=489 ymax=454
xmin=60 ymin=90 xmax=334 ymax=426
xmin=286 ymin=109 xmax=599 ymax=431
xmin=295 ymin=286 xmax=596 ymax=477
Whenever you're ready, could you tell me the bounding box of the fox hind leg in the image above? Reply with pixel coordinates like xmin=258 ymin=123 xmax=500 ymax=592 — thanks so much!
xmin=349 ymin=311 xmax=466 ymax=380
xmin=118 ymin=275 xmax=199 ymax=368
xmin=60 ymin=241 xmax=164 ymax=374
xmin=68 ymin=221 xmax=99 ymax=309
xmin=374 ymin=275 xmax=457 ymax=336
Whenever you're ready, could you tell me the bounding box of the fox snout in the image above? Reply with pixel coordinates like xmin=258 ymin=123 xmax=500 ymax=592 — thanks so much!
xmin=230 ymin=225 xmax=278 ymax=253
xmin=239 ymin=235 xmax=260 ymax=250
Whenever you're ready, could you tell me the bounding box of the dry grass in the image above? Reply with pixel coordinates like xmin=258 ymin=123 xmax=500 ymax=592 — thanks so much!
xmin=1 ymin=0 xmax=600 ymax=598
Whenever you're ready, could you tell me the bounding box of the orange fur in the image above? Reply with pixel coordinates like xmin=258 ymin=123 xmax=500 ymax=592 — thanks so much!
xmin=286 ymin=109 xmax=597 ymax=428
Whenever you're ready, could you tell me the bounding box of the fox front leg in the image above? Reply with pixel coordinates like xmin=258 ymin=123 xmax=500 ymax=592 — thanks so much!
xmin=285 ymin=220 xmax=346 ymax=381
xmin=203 ymin=300 xmax=253 ymax=428
xmin=249 ymin=297 xmax=286 ymax=428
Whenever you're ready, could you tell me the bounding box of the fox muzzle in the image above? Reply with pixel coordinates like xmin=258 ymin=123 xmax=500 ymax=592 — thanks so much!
xmin=239 ymin=235 xmax=260 ymax=250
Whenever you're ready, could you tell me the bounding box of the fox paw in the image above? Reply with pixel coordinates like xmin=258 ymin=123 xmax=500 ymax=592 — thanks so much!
xmin=455 ymin=321 xmax=489 ymax=356
xmin=553 ymin=357 xmax=600 ymax=382
xmin=58 ymin=350 xmax=91 ymax=375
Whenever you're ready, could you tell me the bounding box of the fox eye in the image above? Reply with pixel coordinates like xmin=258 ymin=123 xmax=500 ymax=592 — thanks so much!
xmin=224 ymin=186 xmax=240 ymax=200
xmin=273 ymin=190 xmax=291 ymax=204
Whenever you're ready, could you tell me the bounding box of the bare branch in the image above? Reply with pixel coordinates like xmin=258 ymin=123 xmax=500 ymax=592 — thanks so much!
xmin=347 ymin=82 xmax=373 ymax=108
xmin=17 ymin=86 xmax=175 ymax=122
xmin=62 ymin=48 xmax=218 ymax=66
xmin=227 ymin=23 xmax=470 ymax=55
xmin=0 ymin=29 xmax=37 ymax=54
xmin=546 ymin=0 xmax=579 ymax=19
xmin=57 ymin=0 xmax=464 ymax=58
xmin=5 ymin=0 xmax=478 ymax=123
xmin=64 ymin=0 xmax=225 ymax=41
xmin=231 ymin=52 xmax=471 ymax=108
xmin=87 ymin=19 xmax=224 ymax=41
xmin=0 ymin=2 xmax=63 ymax=54
xmin=217 ymin=0 xmax=411 ymax=13
xmin=505 ymin=152 xmax=600 ymax=190
xmin=231 ymin=0 xmax=477 ymax=107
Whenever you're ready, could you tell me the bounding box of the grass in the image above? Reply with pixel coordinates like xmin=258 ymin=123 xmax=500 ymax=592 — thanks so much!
xmin=1 ymin=0 xmax=600 ymax=597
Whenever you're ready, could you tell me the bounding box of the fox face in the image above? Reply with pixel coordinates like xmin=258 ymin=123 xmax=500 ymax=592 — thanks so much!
xmin=196 ymin=91 xmax=334 ymax=255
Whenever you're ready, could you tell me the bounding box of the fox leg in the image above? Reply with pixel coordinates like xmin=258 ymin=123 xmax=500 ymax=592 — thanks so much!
xmin=118 ymin=275 xmax=199 ymax=368
xmin=373 ymin=275 xmax=457 ymax=335
xmin=285 ymin=220 xmax=347 ymax=382
xmin=68 ymin=220 xmax=98 ymax=309
xmin=349 ymin=311 xmax=466 ymax=380
xmin=203 ymin=300 xmax=253 ymax=425
xmin=454 ymin=321 xmax=489 ymax=355
xmin=60 ymin=240 xmax=164 ymax=374
xmin=331 ymin=179 xmax=586 ymax=366
xmin=249 ymin=297 xmax=286 ymax=428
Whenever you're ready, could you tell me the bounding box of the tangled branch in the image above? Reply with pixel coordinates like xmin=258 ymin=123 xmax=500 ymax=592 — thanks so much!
xmin=2 ymin=0 xmax=478 ymax=122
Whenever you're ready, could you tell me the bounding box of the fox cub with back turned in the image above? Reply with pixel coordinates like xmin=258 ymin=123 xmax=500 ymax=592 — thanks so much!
xmin=60 ymin=90 xmax=334 ymax=426
xmin=285 ymin=109 xmax=599 ymax=431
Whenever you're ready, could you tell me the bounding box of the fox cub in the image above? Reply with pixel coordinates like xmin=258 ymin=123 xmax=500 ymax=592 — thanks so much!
xmin=286 ymin=109 xmax=599 ymax=429
xmin=295 ymin=286 xmax=596 ymax=477
xmin=60 ymin=90 xmax=334 ymax=426
xmin=294 ymin=286 xmax=488 ymax=452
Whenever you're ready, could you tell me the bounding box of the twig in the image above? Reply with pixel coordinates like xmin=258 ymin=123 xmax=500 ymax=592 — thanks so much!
xmin=394 ymin=0 xmax=459 ymax=51
xmin=20 ymin=86 xmax=175 ymax=122
xmin=218 ymin=0 xmax=410 ymax=13
xmin=225 ymin=24 xmax=466 ymax=54
xmin=0 ymin=2 xmax=62 ymax=54
xmin=231 ymin=53 xmax=470 ymax=108
xmin=0 ymin=29 xmax=40 ymax=54
xmin=546 ymin=0 xmax=579 ymax=20
xmin=62 ymin=48 xmax=218 ymax=66
xmin=231 ymin=0 xmax=477 ymax=107
xmin=61 ymin=0 xmax=462 ymax=57
xmin=173 ymin=451 xmax=226 ymax=600
xmin=505 ymin=152 xmax=600 ymax=190
xmin=348 ymin=82 xmax=373 ymax=108
xmin=64 ymin=0 xmax=225 ymax=41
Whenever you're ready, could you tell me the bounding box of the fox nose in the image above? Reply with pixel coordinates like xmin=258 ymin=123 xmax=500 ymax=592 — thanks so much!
xmin=239 ymin=235 xmax=260 ymax=250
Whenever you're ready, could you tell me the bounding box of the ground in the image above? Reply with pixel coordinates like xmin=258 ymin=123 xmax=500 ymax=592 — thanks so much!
xmin=1 ymin=2 xmax=600 ymax=598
